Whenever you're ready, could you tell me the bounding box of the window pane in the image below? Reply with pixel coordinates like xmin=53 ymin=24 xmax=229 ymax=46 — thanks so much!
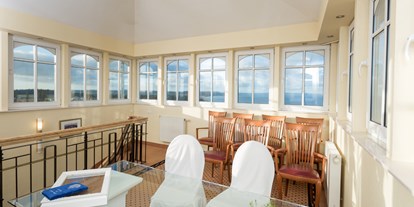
xmin=120 ymin=61 xmax=129 ymax=73
xmin=166 ymin=73 xmax=177 ymax=100
xmin=37 ymin=63 xmax=55 ymax=102
xmin=120 ymin=73 xmax=129 ymax=99
xmin=149 ymin=62 xmax=158 ymax=72
xmin=71 ymin=67 xmax=84 ymax=101
xmin=86 ymin=69 xmax=98 ymax=101
xmin=239 ymin=55 xmax=253 ymax=68
xmin=371 ymin=31 xmax=386 ymax=124
xmin=109 ymin=72 xmax=119 ymax=99
xmin=238 ymin=70 xmax=253 ymax=103
xmin=13 ymin=60 xmax=34 ymax=102
xmin=199 ymin=71 xmax=212 ymax=102
xmin=285 ymin=68 xmax=303 ymax=105
xmin=139 ymin=74 xmax=148 ymax=99
xmin=178 ymin=60 xmax=188 ymax=71
xmin=304 ymin=67 xmax=324 ymax=106
xmin=373 ymin=0 xmax=385 ymax=32
xmin=254 ymin=54 xmax=270 ymax=68
xmin=178 ymin=72 xmax=188 ymax=101
xmin=213 ymin=71 xmax=225 ymax=102
xmin=149 ymin=73 xmax=157 ymax=100
xmin=139 ymin=61 xmax=157 ymax=100
xmin=109 ymin=60 xmax=119 ymax=71
xmin=71 ymin=54 xmax=84 ymax=66
xmin=86 ymin=55 xmax=98 ymax=69
xmin=14 ymin=44 xmax=34 ymax=60
xmin=167 ymin=61 xmax=177 ymax=71
xmin=254 ymin=70 xmax=269 ymax=104
xmin=213 ymin=57 xmax=226 ymax=69
xmin=286 ymin=52 xmax=303 ymax=66
xmin=200 ymin=58 xmax=212 ymax=70
xmin=306 ymin=50 xmax=324 ymax=66
xmin=139 ymin=63 xmax=148 ymax=73
xmin=37 ymin=47 xmax=55 ymax=63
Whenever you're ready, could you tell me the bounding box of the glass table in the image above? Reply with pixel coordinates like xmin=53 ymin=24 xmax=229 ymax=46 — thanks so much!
xmin=9 ymin=160 xmax=305 ymax=207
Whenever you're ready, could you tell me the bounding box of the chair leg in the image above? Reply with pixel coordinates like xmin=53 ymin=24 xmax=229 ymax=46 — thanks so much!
xmin=276 ymin=174 xmax=283 ymax=199
xmin=314 ymin=181 xmax=321 ymax=207
xmin=227 ymin=163 xmax=231 ymax=183
xmin=220 ymin=163 xmax=224 ymax=184
xmin=285 ymin=179 xmax=289 ymax=196
xmin=307 ymin=183 xmax=313 ymax=207
xmin=211 ymin=162 xmax=215 ymax=177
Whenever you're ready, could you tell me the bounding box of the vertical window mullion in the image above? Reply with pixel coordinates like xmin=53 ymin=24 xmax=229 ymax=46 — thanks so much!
xmin=83 ymin=55 xmax=87 ymax=101
xmin=251 ymin=55 xmax=255 ymax=103
xmin=175 ymin=62 xmax=178 ymax=100
xmin=149 ymin=63 xmax=153 ymax=100
xmin=302 ymin=52 xmax=306 ymax=107
xmin=119 ymin=62 xmax=122 ymax=100
xmin=33 ymin=45 xmax=38 ymax=103
xmin=382 ymin=25 xmax=389 ymax=127
xmin=143 ymin=63 xmax=147 ymax=99
xmin=210 ymin=60 xmax=214 ymax=101
xmin=117 ymin=66 xmax=121 ymax=100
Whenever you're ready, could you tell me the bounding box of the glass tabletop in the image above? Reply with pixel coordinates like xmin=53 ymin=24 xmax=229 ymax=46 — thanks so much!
xmin=9 ymin=160 xmax=305 ymax=207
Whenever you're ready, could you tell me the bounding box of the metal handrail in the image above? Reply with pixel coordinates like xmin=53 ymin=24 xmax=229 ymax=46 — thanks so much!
xmin=0 ymin=116 xmax=148 ymax=207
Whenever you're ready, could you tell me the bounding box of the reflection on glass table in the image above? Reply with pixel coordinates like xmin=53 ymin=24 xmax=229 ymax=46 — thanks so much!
xmin=9 ymin=160 xmax=306 ymax=207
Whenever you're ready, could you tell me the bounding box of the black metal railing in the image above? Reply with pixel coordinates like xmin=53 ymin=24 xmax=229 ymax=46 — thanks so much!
xmin=0 ymin=116 xmax=147 ymax=207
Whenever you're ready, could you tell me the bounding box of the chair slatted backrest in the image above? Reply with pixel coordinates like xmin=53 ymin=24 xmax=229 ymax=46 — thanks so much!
xmin=295 ymin=117 xmax=324 ymax=145
xmin=262 ymin=115 xmax=286 ymax=150
xmin=212 ymin=117 xmax=236 ymax=152
xmin=243 ymin=120 xmax=271 ymax=146
xmin=284 ymin=123 xmax=319 ymax=168
xmin=207 ymin=111 xmax=227 ymax=138
xmin=232 ymin=112 xmax=254 ymax=144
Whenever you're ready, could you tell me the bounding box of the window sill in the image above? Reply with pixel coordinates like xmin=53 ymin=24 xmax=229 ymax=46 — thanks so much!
xmin=334 ymin=117 xmax=414 ymax=197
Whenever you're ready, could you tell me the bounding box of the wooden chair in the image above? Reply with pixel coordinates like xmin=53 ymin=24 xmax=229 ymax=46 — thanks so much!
xmin=275 ymin=123 xmax=326 ymax=207
xmin=243 ymin=119 xmax=272 ymax=149
xmin=232 ymin=112 xmax=254 ymax=150
xmin=295 ymin=117 xmax=324 ymax=147
xmin=196 ymin=111 xmax=227 ymax=150
xmin=296 ymin=117 xmax=325 ymax=175
xmin=204 ymin=117 xmax=236 ymax=184
xmin=262 ymin=115 xmax=286 ymax=150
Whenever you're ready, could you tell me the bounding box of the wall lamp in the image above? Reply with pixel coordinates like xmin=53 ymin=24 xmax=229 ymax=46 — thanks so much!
xmin=36 ymin=118 xmax=43 ymax=133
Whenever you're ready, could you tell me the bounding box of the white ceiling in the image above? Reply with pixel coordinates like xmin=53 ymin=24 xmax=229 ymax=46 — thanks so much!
xmin=0 ymin=0 xmax=353 ymax=44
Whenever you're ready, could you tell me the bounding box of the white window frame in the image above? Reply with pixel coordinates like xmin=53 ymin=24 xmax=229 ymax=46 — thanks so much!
xmin=137 ymin=58 xmax=159 ymax=105
xmin=69 ymin=48 xmax=102 ymax=107
xmin=164 ymin=56 xmax=190 ymax=107
xmin=347 ymin=21 xmax=355 ymax=121
xmin=196 ymin=52 xmax=228 ymax=108
xmin=234 ymin=49 xmax=274 ymax=110
xmin=108 ymin=56 xmax=131 ymax=104
xmin=280 ymin=45 xmax=330 ymax=112
xmin=366 ymin=0 xmax=390 ymax=148
xmin=9 ymin=36 xmax=61 ymax=110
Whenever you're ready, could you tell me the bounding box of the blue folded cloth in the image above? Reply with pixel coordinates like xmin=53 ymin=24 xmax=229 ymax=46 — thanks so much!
xmin=42 ymin=182 xmax=88 ymax=200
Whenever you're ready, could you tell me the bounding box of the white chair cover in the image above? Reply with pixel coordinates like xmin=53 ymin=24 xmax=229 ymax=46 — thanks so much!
xmin=165 ymin=134 xmax=205 ymax=179
xmin=230 ymin=141 xmax=275 ymax=196
xmin=207 ymin=141 xmax=275 ymax=207
xmin=151 ymin=134 xmax=206 ymax=207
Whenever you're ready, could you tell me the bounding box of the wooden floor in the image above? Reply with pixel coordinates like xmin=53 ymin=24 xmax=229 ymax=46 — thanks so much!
xmin=142 ymin=142 xmax=327 ymax=207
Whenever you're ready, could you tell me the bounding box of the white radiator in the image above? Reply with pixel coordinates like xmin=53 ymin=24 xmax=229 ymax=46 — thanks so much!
xmin=159 ymin=116 xmax=186 ymax=142
xmin=324 ymin=141 xmax=342 ymax=207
